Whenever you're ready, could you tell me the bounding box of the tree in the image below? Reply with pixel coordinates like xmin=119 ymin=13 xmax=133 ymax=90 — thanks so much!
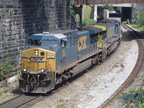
xmin=102 ymin=0 xmax=114 ymax=11
xmin=133 ymin=10 xmax=144 ymax=25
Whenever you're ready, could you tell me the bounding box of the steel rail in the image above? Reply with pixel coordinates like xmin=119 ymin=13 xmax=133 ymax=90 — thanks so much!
xmin=99 ymin=24 xmax=144 ymax=108
xmin=0 ymin=30 xmax=122 ymax=108
xmin=0 ymin=94 xmax=40 ymax=108
xmin=122 ymin=24 xmax=144 ymax=108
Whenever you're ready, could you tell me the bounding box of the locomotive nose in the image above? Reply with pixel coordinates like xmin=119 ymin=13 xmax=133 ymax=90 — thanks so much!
xmin=22 ymin=48 xmax=45 ymax=72
xmin=20 ymin=48 xmax=56 ymax=93
xmin=21 ymin=48 xmax=56 ymax=73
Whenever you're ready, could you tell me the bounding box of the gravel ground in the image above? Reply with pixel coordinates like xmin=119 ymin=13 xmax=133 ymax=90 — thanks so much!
xmin=30 ymin=29 xmax=139 ymax=108
xmin=0 ymin=81 xmax=19 ymax=104
xmin=108 ymin=27 xmax=144 ymax=108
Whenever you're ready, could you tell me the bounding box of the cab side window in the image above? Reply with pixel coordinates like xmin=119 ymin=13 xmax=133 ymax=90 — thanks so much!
xmin=61 ymin=40 xmax=66 ymax=48
xmin=115 ymin=23 xmax=119 ymax=33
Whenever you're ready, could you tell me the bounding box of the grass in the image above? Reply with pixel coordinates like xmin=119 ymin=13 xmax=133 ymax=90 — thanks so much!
xmin=0 ymin=82 xmax=19 ymax=97
xmin=57 ymin=105 xmax=69 ymax=108
xmin=0 ymin=89 xmax=12 ymax=97
xmin=122 ymin=20 xmax=144 ymax=32
xmin=130 ymin=23 xmax=144 ymax=31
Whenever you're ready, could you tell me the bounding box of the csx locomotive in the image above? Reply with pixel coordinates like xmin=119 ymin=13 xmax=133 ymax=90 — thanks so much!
xmin=19 ymin=19 xmax=121 ymax=93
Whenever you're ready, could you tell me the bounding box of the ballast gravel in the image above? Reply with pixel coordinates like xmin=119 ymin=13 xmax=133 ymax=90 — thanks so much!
xmin=31 ymin=28 xmax=139 ymax=108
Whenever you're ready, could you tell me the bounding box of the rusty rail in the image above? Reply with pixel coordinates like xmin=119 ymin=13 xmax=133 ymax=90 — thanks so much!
xmin=99 ymin=24 xmax=144 ymax=108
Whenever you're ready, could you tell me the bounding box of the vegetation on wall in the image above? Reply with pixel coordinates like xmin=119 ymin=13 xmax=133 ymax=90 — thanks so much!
xmin=67 ymin=0 xmax=75 ymax=17
xmin=102 ymin=0 xmax=114 ymax=11
xmin=82 ymin=5 xmax=95 ymax=26
xmin=133 ymin=10 xmax=144 ymax=25
xmin=130 ymin=10 xmax=144 ymax=31
xmin=67 ymin=0 xmax=77 ymax=29
xmin=0 ymin=57 xmax=15 ymax=81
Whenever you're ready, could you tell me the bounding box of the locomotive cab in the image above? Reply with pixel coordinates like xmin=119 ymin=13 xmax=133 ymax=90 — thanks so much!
xmin=19 ymin=33 xmax=67 ymax=93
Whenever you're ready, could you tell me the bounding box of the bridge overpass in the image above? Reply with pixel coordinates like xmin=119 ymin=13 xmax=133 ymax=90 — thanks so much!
xmin=75 ymin=0 xmax=144 ymax=5
xmin=73 ymin=1 xmax=144 ymax=27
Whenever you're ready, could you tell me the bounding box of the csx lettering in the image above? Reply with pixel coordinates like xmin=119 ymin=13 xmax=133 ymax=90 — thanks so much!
xmin=30 ymin=61 xmax=44 ymax=63
xmin=78 ymin=36 xmax=87 ymax=51
xmin=30 ymin=57 xmax=44 ymax=63
xmin=32 ymin=57 xmax=44 ymax=61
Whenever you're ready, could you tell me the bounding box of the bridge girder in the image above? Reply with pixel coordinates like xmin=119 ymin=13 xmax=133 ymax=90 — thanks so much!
xmin=75 ymin=0 xmax=144 ymax=5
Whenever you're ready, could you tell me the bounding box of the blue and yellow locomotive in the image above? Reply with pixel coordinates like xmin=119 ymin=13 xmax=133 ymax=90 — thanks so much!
xmin=19 ymin=19 xmax=121 ymax=93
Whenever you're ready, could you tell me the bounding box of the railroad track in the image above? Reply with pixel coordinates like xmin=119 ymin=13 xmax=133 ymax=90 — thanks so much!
xmin=0 ymin=94 xmax=43 ymax=108
xmin=99 ymin=24 xmax=144 ymax=108
xmin=0 ymin=42 xmax=121 ymax=108
xmin=123 ymin=25 xmax=144 ymax=108
xmin=0 ymin=84 xmax=70 ymax=108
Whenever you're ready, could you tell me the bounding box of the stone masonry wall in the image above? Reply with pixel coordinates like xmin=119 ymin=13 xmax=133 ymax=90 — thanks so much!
xmin=0 ymin=0 xmax=76 ymax=78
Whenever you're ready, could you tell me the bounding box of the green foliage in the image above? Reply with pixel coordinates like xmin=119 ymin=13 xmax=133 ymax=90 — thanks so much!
xmin=133 ymin=10 xmax=144 ymax=26
xmin=102 ymin=0 xmax=114 ymax=11
xmin=0 ymin=57 xmax=15 ymax=80
xmin=122 ymin=20 xmax=128 ymax=24
xmin=67 ymin=0 xmax=75 ymax=17
xmin=82 ymin=5 xmax=95 ymax=26
xmin=82 ymin=19 xmax=95 ymax=26
xmin=121 ymin=89 xmax=144 ymax=108
xmin=83 ymin=5 xmax=94 ymax=20
xmin=57 ymin=105 xmax=69 ymax=108
xmin=130 ymin=23 xmax=144 ymax=31
xmin=127 ymin=19 xmax=130 ymax=25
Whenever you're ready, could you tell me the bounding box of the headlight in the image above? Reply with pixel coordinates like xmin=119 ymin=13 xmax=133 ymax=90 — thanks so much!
xmin=38 ymin=69 xmax=45 ymax=73
xmin=47 ymin=55 xmax=55 ymax=58
xmin=23 ymin=68 xmax=27 ymax=72
xmin=41 ymin=69 xmax=45 ymax=72
xmin=35 ymin=50 xmax=38 ymax=55
xmin=22 ymin=55 xmax=28 ymax=57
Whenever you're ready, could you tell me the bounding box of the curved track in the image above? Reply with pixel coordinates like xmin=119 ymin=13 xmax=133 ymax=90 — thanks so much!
xmin=99 ymin=24 xmax=144 ymax=108
xmin=0 ymin=41 xmax=121 ymax=108
xmin=0 ymin=22 xmax=123 ymax=108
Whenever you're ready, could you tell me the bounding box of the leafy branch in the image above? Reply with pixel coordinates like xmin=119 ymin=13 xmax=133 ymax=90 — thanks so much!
xmin=133 ymin=10 xmax=144 ymax=26
xmin=0 ymin=57 xmax=15 ymax=81
xmin=67 ymin=0 xmax=75 ymax=17
xmin=102 ymin=0 xmax=114 ymax=11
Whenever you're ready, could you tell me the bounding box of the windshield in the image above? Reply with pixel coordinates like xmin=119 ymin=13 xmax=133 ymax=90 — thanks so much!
xmin=27 ymin=39 xmax=59 ymax=51
xmin=28 ymin=39 xmax=41 ymax=46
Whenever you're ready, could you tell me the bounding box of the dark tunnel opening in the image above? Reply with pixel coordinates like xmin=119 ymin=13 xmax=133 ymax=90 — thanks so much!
xmin=121 ymin=7 xmax=132 ymax=22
